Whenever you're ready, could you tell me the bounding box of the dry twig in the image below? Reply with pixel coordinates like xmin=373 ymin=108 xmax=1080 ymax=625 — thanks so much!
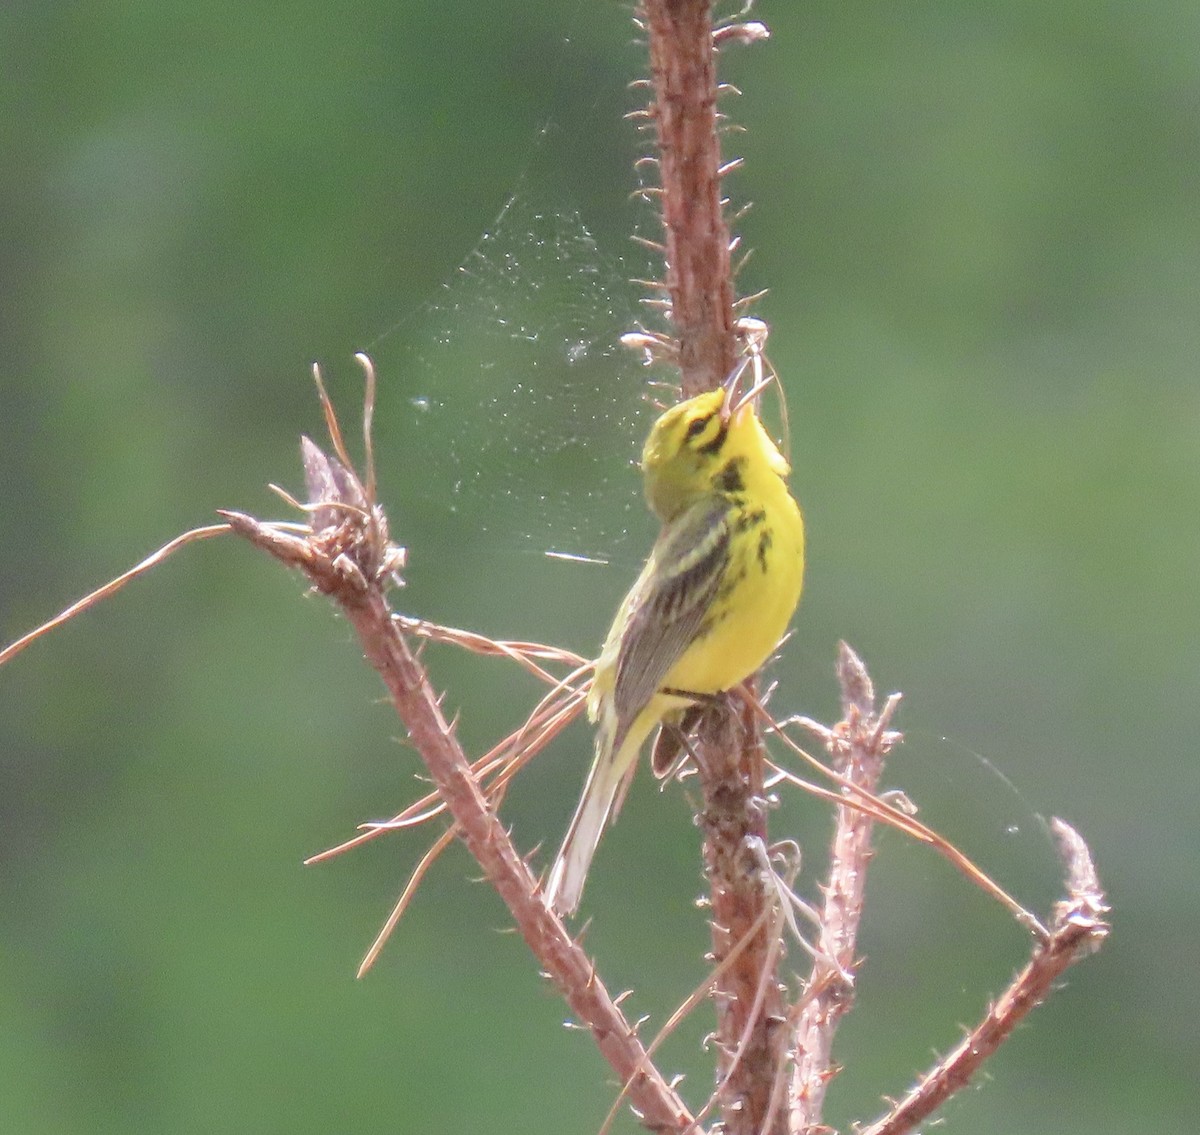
xmin=857 ymin=820 xmax=1109 ymax=1135
xmin=221 ymin=359 xmax=696 ymax=1134
xmin=0 ymin=8 xmax=1112 ymax=1134
xmin=789 ymin=644 xmax=901 ymax=1129
xmin=636 ymin=3 xmax=786 ymax=1130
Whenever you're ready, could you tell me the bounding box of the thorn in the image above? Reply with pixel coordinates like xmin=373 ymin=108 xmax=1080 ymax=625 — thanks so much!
xmin=630 ymin=234 xmax=666 ymax=253
xmin=713 ymin=21 xmax=771 ymax=48
xmin=522 ymin=841 xmax=545 ymax=866
xmin=734 ymin=288 xmax=770 ymax=310
xmin=733 ymin=248 xmax=755 ymax=278
xmin=619 ymin=331 xmax=674 ymax=360
xmin=716 ymin=82 xmax=744 ymax=97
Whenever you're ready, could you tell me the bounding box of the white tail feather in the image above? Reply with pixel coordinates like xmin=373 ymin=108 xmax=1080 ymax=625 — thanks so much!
xmin=546 ymin=697 xmax=668 ymax=916
xmin=545 ymin=742 xmax=632 ymax=916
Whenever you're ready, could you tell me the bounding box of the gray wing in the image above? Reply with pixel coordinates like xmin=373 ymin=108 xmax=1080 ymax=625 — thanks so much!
xmin=609 ymin=499 xmax=730 ymax=750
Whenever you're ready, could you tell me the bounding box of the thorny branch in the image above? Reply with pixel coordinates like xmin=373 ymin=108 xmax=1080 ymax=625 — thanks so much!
xmin=221 ymin=361 xmax=696 ymax=1135
xmin=789 ymin=644 xmax=901 ymax=1130
xmin=857 ymin=820 xmax=1108 ymax=1135
xmin=622 ymin=7 xmax=1108 ymax=1127
xmin=638 ymin=0 xmax=739 ymax=397
xmin=1 ymin=5 xmax=1112 ymax=1134
xmin=633 ymin=4 xmax=793 ymax=1132
xmin=3 ymin=358 xmax=1112 ymax=1134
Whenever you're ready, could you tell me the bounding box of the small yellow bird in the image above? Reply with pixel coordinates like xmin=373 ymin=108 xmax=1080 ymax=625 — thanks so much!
xmin=546 ymin=364 xmax=805 ymax=915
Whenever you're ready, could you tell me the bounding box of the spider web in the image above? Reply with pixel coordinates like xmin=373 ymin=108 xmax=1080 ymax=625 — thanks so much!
xmin=365 ymin=187 xmax=665 ymax=571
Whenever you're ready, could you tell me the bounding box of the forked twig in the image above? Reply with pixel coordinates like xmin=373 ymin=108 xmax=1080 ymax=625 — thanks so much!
xmin=857 ymin=819 xmax=1109 ymax=1135
xmin=789 ymin=642 xmax=895 ymax=1129
xmin=394 ymin=614 xmax=589 ymax=684
xmin=223 ymin=355 xmax=696 ymax=1133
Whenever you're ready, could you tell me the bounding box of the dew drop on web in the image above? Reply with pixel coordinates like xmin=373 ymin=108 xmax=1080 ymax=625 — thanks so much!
xmin=363 ymin=186 xmax=672 ymax=587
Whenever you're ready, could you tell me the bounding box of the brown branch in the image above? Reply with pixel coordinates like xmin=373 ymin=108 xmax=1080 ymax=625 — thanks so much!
xmin=782 ymin=648 xmax=1110 ymax=1135
xmin=858 ymin=819 xmax=1110 ymax=1135
xmin=693 ymin=687 xmax=789 ymax=1135
xmin=642 ymin=0 xmax=737 ymax=396
xmin=789 ymin=643 xmax=901 ymax=1133
xmin=219 ymin=433 xmax=695 ymax=1134
xmin=639 ymin=5 xmax=783 ymax=1132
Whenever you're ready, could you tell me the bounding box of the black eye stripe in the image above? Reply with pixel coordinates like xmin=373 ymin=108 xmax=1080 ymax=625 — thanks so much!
xmin=697 ymin=420 xmax=729 ymax=455
xmin=685 ymin=414 xmax=713 ymax=440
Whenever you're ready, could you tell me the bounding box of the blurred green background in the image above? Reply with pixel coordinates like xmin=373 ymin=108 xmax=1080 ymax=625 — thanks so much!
xmin=1 ymin=1 xmax=1195 ymax=1131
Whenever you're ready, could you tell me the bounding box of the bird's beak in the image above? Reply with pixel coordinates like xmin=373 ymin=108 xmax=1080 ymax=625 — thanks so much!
xmin=720 ymin=354 xmax=771 ymax=422
xmin=719 ymin=356 xmax=750 ymax=423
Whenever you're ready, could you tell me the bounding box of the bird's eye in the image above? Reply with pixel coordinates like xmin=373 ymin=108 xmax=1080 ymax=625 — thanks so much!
xmin=684 ymin=415 xmax=712 ymax=441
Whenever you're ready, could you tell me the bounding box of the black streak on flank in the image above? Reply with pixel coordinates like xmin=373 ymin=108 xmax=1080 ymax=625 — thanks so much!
xmin=715 ymin=457 xmax=745 ymax=494
xmin=756 ymin=529 xmax=772 ymax=572
xmin=733 ymin=507 xmax=767 ymax=534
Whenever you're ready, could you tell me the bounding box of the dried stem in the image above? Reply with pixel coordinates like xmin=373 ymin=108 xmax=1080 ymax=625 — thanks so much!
xmin=642 ymin=0 xmax=738 ymax=396
xmin=219 ymin=413 xmax=695 ymax=1134
xmin=858 ymin=820 xmax=1109 ymax=1135
xmin=1 ymin=7 xmax=1114 ymax=1131
xmin=789 ymin=643 xmax=899 ymax=1131
xmin=693 ymin=688 xmax=788 ymax=1135
xmin=639 ymin=4 xmax=785 ymax=1130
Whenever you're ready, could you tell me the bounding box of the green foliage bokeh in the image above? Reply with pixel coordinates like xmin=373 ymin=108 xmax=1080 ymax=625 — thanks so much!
xmin=1 ymin=2 xmax=1195 ymax=1132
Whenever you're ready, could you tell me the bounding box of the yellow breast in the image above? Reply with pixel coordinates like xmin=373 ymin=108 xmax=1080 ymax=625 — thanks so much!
xmin=663 ymin=474 xmax=804 ymax=696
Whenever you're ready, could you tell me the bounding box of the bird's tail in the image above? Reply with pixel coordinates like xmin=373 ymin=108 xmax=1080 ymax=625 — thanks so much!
xmin=545 ymin=714 xmax=647 ymax=917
